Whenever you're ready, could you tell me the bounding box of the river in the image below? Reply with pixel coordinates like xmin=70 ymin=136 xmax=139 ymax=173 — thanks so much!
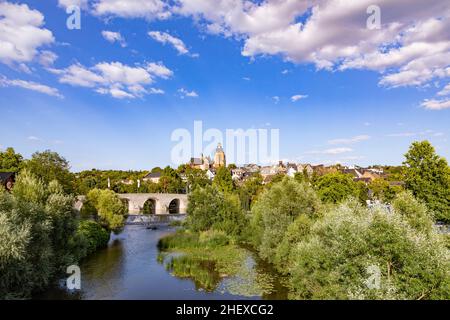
xmin=37 ymin=223 xmax=288 ymax=300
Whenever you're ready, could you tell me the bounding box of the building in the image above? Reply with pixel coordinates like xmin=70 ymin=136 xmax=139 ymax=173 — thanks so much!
xmin=189 ymin=154 xmax=212 ymax=170
xmin=213 ymin=143 xmax=226 ymax=168
xmin=0 ymin=172 xmax=15 ymax=191
xmin=143 ymin=172 xmax=161 ymax=183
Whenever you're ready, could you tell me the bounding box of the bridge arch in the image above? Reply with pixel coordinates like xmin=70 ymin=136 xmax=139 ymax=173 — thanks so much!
xmin=143 ymin=198 xmax=157 ymax=215
xmin=75 ymin=193 xmax=188 ymax=215
xmin=168 ymin=199 xmax=180 ymax=214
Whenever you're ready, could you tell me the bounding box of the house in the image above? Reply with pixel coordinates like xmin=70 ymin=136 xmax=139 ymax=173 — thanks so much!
xmin=297 ymin=164 xmax=313 ymax=177
xmin=120 ymin=179 xmax=134 ymax=185
xmin=143 ymin=172 xmax=162 ymax=183
xmin=0 ymin=172 xmax=15 ymax=191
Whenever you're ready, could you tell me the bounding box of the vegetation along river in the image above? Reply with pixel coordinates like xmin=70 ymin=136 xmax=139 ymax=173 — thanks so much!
xmin=37 ymin=221 xmax=289 ymax=300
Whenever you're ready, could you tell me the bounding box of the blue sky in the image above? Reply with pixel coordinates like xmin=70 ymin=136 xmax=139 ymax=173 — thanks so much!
xmin=0 ymin=0 xmax=449 ymax=171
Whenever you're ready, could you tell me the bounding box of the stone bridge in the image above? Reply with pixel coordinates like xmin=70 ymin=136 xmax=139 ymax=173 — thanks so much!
xmin=74 ymin=193 xmax=188 ymax=215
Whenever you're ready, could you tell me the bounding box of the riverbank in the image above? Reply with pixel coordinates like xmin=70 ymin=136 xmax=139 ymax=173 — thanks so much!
xmin=36 ymin=224 xmax=288 ymax=299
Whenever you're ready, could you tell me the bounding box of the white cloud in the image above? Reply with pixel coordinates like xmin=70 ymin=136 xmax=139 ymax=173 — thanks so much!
xmin=0 ymin=75 xmax=63 ymax=98
xmin=178 ymin=88 xmax=198 ymax=98
xmin=175 ymin=0 xmax=450 ymax=105
xmin=146 ymin=62 xmax=173 ymax=79
xmin=148 ymin=31 xmax=196 ymax=56
xmin=53 ymin=61 xmax=172 ymax=99
xmin=281 ymin=69 xmax=290 ymax=75
xmin=421 ymin=98 xmax=450 ymax=110
xmin=307 ymin=147 xmax=353 ymax=155
xmin=328 ymin=135 xmax=370 ymax=145
xmin=58 ymin=0 xmax=88 ymax=9
xmin=101 ymin=31 xmax=127 ymax=47
xmin=291 ymin=94 xmax=308 ymax=102
xmin=272 ymin=96 xmax=280 ymax=104
xmin=93 ymin=0 xmax=171 ymax=20
xmin=242 ymin=77 xmax=251 ymax=81
xmin=38 ymin=50 xmax=58 ymax=67
xmin=27 ymin=136 xmax=42 ymax=141
xmin=438 ymin=83 xmax=450 ymax=96
xmin=0 ymin=2 xmax=55 ymax=66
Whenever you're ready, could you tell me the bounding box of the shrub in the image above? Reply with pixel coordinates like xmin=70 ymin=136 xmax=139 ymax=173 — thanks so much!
xmin=287 ymin=201 xmax=449 ymax=300
xmin=75 ymin=220 xmax=110 ymax=257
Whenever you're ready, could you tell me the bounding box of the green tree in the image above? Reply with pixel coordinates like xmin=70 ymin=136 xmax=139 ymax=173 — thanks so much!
xmin=315 ymin=172 xmax=360 ymax=204
xmin=186 ymin=185 xmax=247 ymax=236
xmin=0 ymin=171 xmax=79 ymax=298
xmin=213 ymin=166 xmax=234 ymax=193
xmin=369 ymin=178 xmax=403 ymax=203
xmin=84 ymin=189 xmax=126 ymax=233
xmin=403 ymin=140 xmax=450 ymax=222
xmin=0 ymin=147 xmax=23 ymax=172
xmin=287 ymin=200 xmax=449 ymax=299
xmin=250 ymin=177 xmax=321 ymax=264
xmin=184 ymin=167 xmax=210 ymax=192
xmin=238 ymin=173 xmax=263 ymax=211
xmin=24 ymin=150 xmax=74 ymax=194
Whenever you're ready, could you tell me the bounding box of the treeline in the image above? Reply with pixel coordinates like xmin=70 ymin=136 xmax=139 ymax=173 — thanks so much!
xmin=176 ymin=140 xmax=450 ymax=299
xmin=0 ymin=150 xmax=128 ymax=299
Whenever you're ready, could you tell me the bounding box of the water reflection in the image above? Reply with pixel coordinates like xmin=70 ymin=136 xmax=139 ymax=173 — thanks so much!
xmin=37 ymin=224 xmax=288 ymax=300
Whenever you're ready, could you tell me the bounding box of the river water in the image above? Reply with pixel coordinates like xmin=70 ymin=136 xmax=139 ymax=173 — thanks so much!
xmin=38 ymin=224 xmax=288 ymax=300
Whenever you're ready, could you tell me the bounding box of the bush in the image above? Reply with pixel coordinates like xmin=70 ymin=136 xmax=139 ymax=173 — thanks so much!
xmin=287 ymin=201 xmax=449 ymax=299
xmin=75 ymin=220 xmax=110 ymax=257
xmin=250 ymin=177 xmax=321 ymax=264
xmin=199 ymin=230 xmax=230 ymax=247
xmin=392 ymin=191 xmax=434 ymax=234
xmin=0 ymin=171 xmax=77 ymax=298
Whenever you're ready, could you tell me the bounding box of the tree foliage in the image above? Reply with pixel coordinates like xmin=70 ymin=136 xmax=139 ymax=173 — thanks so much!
xmin=213 ymin=166 xmax=234 ymax=193
xmin=24 ymin=150 xmax=74 ymax=194
xmin=403 ymin=140 xmax=450 ymax=222
xmin=315 ymin=172 xmax=360 ymax=204
xmin=0 ymin=147 xmax=23 ymax=172
xmin=250 ymin=177 xmax=321 ymax=264
xmin=287 ymin=199 xmax=449 ymax=299
xmin=186 ymin=185 xmax=247 ymax=236
xmin=83 ymin=189 xmax=127 ymax=233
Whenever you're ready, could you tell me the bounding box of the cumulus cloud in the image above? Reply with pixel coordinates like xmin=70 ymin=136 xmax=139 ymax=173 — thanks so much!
xmin=174 ymin=0 xmax=450 ymax=107
xmin=93 ymin=0 xmax=171 ymax=20
xmin=178 ymin=88 xmax=198 ymax=98
xmin=328 ymin=135 xmax=371 ymax=145
xmin=52 ymin=61 xmax=171 ymax=99
xmin=0 ymin=75 xmax=63 ymax=98
xmin=101 ymin=31 xmax=127 ymax=47
xmin=421 ymin=98 xmax=450 ymax=110
xmin=148 ymin=31 xmax=197 ymax=57
xmin=0 ymin=2 xmax=55 ymax=67
xmin=291 ymin=94 xmax=308 ymax=102
xmin=438 ymin=83 xmax=450 ymax=96
xmin=38 ymin=50 xmax=58 ymax=67
xmin=58 ymin=0 xmax=88 ymax=9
